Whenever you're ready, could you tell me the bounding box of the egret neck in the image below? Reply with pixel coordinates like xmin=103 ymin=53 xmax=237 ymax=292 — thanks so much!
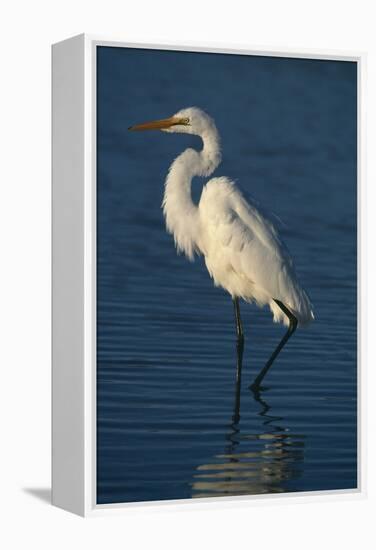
xmin=162 ymin=126 xmax=221 ymax=260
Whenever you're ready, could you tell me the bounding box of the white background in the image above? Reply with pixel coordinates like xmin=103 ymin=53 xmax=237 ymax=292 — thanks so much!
xmin=1 ymin=1 xmax=375 ymax=548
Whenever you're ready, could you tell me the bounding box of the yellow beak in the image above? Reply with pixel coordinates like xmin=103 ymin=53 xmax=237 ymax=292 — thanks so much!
xmin=128 ymin=116 xmax=189 ymax=131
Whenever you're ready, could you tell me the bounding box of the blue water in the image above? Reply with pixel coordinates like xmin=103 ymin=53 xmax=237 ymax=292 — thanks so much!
xmin=96 ymin=47 xmax=357 ymax=504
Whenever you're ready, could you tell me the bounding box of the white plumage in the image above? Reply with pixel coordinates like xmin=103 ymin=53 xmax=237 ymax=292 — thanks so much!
xmin=158 ymin=107 xmax=313 ymax=328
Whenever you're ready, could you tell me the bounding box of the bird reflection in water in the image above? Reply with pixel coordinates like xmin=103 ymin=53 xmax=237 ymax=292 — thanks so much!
xmin=191 ymin=347 xmax=305 ymax=498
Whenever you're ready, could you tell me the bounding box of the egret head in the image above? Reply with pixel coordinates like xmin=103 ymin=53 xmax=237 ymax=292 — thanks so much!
xmin=128 ymin=107 xmax=216 ymax=137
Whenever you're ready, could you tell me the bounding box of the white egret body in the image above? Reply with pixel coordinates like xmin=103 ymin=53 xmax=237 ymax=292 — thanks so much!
xmin=129 ymin=107 xmax=314 ymax=389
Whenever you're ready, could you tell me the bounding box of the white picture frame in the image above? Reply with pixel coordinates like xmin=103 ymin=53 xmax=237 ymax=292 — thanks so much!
xmin=52 ymin=34 xmax=365 ymax=517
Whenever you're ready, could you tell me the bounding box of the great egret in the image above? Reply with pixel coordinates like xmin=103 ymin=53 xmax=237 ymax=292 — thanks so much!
xmin=129 ymin=107 xmax=314 ymax=389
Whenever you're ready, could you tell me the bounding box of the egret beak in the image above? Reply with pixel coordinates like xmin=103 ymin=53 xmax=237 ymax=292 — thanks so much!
xmin=128 ymin=116 xmax=189 ymax=131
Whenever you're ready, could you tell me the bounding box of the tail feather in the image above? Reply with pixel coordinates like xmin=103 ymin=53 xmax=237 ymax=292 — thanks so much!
xmin=270 ymin=293 xmax=314 ymax=327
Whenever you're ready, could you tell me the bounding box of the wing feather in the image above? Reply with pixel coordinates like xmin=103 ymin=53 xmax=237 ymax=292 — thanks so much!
xmin=199 ymin=177 xmax=313 ymax=324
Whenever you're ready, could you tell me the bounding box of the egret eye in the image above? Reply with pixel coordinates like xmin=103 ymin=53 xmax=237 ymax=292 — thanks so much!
xmin=183 ymin=117 xmax=190 ymax=125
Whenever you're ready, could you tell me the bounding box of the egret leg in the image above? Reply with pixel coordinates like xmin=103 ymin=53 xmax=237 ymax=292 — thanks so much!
xmin=233 ymin=297 xmax=244 ymax=350
xmin=232 ymin=297 xmax=244 ymax=422
xmin=250 ymin=300 xmax=297 ymax=391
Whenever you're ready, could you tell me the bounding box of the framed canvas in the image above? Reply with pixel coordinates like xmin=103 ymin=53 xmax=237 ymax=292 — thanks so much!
xmin=52 ymin=34 xmax=365 ymax=516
